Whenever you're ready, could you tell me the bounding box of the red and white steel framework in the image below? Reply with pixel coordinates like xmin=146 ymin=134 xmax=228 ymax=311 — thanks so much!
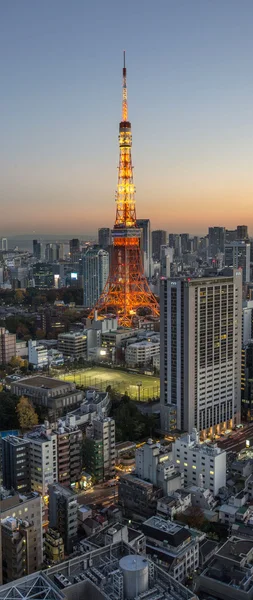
xmin=89 ymin=52 xmax=159 ymax=327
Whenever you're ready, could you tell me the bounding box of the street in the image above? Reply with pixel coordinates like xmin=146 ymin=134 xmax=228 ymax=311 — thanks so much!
xmin=217 ymin=422 xmax=253 ymax=453
xmin=77 ymin=483 xmax=118 ymax=507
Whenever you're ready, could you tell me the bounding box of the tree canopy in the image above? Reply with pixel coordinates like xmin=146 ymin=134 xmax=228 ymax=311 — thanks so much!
xmin=16 ymin=396 xmax=39 ymax=431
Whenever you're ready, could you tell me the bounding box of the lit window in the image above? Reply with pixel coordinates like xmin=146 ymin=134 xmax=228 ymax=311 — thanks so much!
xmin=192 ymin=465 xmax=196 ymax=470
xmin=210 ymin=470 xmax=214 ymax=475
xmin=184 ymin=462 xmax=188 ymax=467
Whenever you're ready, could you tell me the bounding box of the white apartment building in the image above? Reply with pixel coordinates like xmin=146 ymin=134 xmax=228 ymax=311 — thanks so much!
xmin=172 ymin=429 xmax=226 ymax=496
xmin=25 ymin=426 xmax=58 ymax=496
xmin=58 ymin=331 xmax=87 ymax=360
xmin=135 ymin=439 xmax=182 ymax=495
xmin=125 ymin=338 xmax=160 ymax=368
xmin=160 ymin=271 xmax=242 ymax=435
xmin=28 ymin=340 xmax=48 ymax=369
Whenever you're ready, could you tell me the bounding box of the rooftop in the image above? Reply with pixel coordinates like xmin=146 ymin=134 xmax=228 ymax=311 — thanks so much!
xmin=143 ymin=516 xmax=191 ymax=548
xmin=12 ymin=376 xmax=71 ymax=389
xmin=217 ymin=537 xmax=253 ymax=563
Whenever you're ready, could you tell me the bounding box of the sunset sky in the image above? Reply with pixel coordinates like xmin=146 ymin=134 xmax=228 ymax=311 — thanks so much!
xmin=1 ymin=0 xmax=253 ymax=236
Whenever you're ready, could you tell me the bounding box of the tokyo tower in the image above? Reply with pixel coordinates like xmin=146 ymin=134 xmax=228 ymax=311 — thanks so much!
xmin=90 ymin=53 xmax=159 ymax=327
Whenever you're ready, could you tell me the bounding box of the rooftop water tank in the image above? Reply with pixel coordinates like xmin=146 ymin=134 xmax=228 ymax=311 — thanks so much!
xmin=119 ymin=555 xmax=149 ymax=599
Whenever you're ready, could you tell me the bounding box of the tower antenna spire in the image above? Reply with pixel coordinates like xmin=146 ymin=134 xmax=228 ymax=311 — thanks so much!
xmin=122 ymin=50 xmax=128 ymax=122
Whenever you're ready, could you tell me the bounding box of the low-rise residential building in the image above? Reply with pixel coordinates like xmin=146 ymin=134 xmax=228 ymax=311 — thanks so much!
xmin=125 ymin=337 xmax=160 ymax=368
xmin=157 ymin=490 xmax=192 ymax=519
xmin=118 ymin=473 xmax=163 ymax=518
xmin=172 ymin=429 xmax=226 ymax=495
xmin=44 ymin=528 xmax=64 ymax=565
xmin=28 ymin=340 xmax=48 ymax=369
xmin=143 ymin=515 xmax=202 ymax=583
xmin=135 ymin=439 xmax=182 ymax=495
xmin=219 ymin=492 xmax=250 ymax=525
xmin=186 ymin=485 xmax=217 ymax=510
xmin=58 ymin=331 xmax=87 ymax=360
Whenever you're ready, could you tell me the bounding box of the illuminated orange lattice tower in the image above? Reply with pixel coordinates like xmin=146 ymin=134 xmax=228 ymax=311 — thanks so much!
xmin=90 ymin=52 xmax=159 ymax=327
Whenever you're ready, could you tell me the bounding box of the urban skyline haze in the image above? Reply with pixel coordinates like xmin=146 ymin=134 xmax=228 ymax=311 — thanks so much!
xmin=1 ymin=0 xmax=253 ymax=234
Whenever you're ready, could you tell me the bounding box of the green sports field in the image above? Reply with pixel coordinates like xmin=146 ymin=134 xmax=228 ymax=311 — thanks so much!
xmin=60 ymin=367 xmax=160 ymax=401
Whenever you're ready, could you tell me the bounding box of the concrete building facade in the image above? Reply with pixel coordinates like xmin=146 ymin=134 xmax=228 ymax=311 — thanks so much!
xmin=160 ymin=272 xmax=242 ymax=435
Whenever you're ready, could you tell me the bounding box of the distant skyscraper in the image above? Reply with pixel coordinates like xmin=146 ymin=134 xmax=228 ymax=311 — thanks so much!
xmin=168 ymin=234 xmax=181 ymax=258
xmin=0 ymin=238 xmax=8 ymax=251
xmin=208 ymin=226 xmax=225 ymax=258
xmin=69 ymin=238 xmax=80 ymax=258
xmin=225 ymin=229 xmax=237 ymax=243
xmin=136 ymin=219 xmax=151 ymax=277
xmin=33 ymin=239 xmax=42 ymax=260
xmin=45 ymin=243 xmax=60 ymax=263
xmin=160 ymin=271 xmax=242 ymax=435
xmin=237 ymin=225 xmax=248 ymax=240
xmin=180 ymin=233 xmax=189 ymax=254
xmin=224 ymin=240 xmax=250 ymax=283
xmin=152 ymin=230 xmax=167 ymax=261
xmin=83 ymin=246 xmax=109 ymax=308
xmin=98 ymin=228 xmax=111 ymax=249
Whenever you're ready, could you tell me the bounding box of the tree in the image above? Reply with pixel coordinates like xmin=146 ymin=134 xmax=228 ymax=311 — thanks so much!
xmin=16 ymin=396 xmax=39 ymax=431
xmin=178 ymin=506 xmax=205 ymax=529
xmin=9 ymin=355 xmax=25 ymax=369
xmin=14 ymin=290 xmax=25 ymax=304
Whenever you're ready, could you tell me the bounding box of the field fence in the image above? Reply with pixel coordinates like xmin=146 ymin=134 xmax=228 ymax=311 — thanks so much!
xmin=61 ymin=372 xmax=160 ymax=401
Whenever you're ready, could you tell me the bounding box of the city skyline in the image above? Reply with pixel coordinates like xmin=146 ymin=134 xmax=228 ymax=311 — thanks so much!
xmin=1 ymin=0 xmax=253 ymax=234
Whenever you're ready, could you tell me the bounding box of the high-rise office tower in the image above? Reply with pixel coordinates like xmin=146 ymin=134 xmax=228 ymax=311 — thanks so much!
xmin=2 ymin=436 xmax=31 ymax=493
xmin=160 ymin=245 xmax=174 ymax=278
xmin=180 ymin=233 xmax=189 ymax=254
xmin=0 ymin=238 xmax=8 ymax=251
xmin=225 ymin=229 xmax=237 ymax=243
xmin=83 ymin=246 xmax=109 ymax=308
xmin=169 ymin=234 xmax=181 ymax=258
xmin=136 ymin=219 xmax=151 ymax=277
xmin=152 ymin=230 xmax=167 ymax=261
xmin=45 ymin=243 xmax=60 ymax=263
xmin=208 ymin=227 xmax=225 ymax=258
xmin=33 ymin=239 xmax=42 ymax=260
xmin=48 ymin=483 xmax=78 ymax=554
xmin=160 ymin=271 xmax=242 ymax=435
xmin=69 ymin=238 xmax=80 ymax=258
xmin=224 ymin=241 xmax=250 ymax=283
xmin=90 ymin=53 xmax=159 ymax=327
xmin=237 ymin=225 xmax=248 ymax=240
xmin=98 ymin=228 xmax=111 ymax=249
